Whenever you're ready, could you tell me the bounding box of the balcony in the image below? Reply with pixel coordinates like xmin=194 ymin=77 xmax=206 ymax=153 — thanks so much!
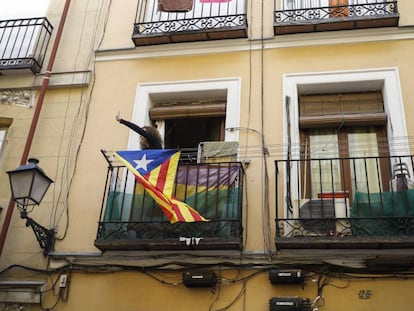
xmin=274 ymin=1 xmax=399 ymax=35
xmin=95 ymin=150 xmax=244 ymax=251
xmin=275 ymin=155 xmax=414 ymax=249
xmin=132 ymin=0 xmax=247 ymax=46
xmin=0 ymin=18 xmax=53 ymax=74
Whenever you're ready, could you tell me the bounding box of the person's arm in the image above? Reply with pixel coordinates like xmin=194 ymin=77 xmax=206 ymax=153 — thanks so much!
xmin=119 ymin=118 xmax=148 ymax=138
xmin=116 ymin=114 xmax=162 ymax=149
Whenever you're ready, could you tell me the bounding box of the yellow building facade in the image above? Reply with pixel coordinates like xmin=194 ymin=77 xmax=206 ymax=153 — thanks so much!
xmin=1 ymin=0 xmax=414 ymax=310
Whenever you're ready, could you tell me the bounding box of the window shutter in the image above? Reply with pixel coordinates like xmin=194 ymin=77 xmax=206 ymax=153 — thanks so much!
xmin=299 ymin=91 xmax=386 ymax=128
xmin=149 ymin=101 xmax=226 ymax=120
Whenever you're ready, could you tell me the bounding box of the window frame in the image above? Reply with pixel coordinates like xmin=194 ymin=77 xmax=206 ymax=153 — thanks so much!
xmin=300 ymin=125 xmax=391 ymax=203
xmin=0 ymin=128 xmax=6 ymax=156
xmin=128 ymin=78 xmax=241 ymax=151
xmin=283 ymin=68 xmax=409 ymax=216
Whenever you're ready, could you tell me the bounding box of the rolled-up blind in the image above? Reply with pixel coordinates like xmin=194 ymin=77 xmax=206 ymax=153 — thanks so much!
xmin=149 ymin=101 xmax=226 ymax=120
xmin=299 ymin=91 xmax=386 ymax=128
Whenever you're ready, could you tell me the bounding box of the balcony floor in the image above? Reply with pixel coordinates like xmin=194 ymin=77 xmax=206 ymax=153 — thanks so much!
xmin=95 ymin=237 xmax=242 ymax=251
xmin=276 ymin=235 xmax=414 ymax=250
xmin=274 ymin=14 xmax=399 ymax=35
xmin=133 ymin=26 xmax=247 ymax=46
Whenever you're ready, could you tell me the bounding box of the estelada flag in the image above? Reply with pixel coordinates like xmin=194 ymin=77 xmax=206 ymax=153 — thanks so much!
xmin=114 ymin=149 xmax=208 ymax=223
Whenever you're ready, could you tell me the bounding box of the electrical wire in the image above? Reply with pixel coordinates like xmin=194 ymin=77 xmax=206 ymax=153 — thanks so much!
xmin=51 ymin=0 xmax=113 ymax=240
xmin=3 ymin=262 xmax=414 ymax=311
xmin=258 ymin=0 xmax=273 ymax=260
xmin=208 ymin=268 xmax=221 ymax=311
xmin=214 ymin=279 xmax=247 ymax=311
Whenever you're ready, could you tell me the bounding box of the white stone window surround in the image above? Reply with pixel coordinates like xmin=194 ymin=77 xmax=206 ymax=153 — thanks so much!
xmin=282 ymin=68 xmax=409 ymax=215
xmin=128 ymin=77 xmax=241 ymax=150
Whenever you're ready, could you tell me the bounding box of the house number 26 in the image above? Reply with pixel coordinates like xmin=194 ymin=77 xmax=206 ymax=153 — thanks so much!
xmin=359 ymin=290 xmax=373 ymax=299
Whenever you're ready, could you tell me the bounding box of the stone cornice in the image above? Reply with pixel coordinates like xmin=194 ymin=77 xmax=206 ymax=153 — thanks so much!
xmin=95 ymin=26 xmax=414 ymax=62
xmin=0 ymin=70 xmax=91 ymax=91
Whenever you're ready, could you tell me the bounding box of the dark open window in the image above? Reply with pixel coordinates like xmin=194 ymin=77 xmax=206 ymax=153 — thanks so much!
xmin=149 ymin=100 xmax=226 ymax=150
xmin=164 ymin=117 xmax=225 ymax=149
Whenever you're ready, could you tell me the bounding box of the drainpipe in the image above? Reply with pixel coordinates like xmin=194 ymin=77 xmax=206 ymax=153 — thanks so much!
xmin=0 ymin=0 xmax=72 ymax=257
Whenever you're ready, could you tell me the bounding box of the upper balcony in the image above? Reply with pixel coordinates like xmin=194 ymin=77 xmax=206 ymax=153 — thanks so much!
xmin=274 ymin=0 xmax=399 ymax=35
xmin=275 ymin=154 xmax=414 ymax=250
xmin=132 ymin=0 xmax=248 ymax=46
xmin=0 ymin=18 xmax=53 ymax=75
xmin=95 ymin=150 xmax=244 ymax=251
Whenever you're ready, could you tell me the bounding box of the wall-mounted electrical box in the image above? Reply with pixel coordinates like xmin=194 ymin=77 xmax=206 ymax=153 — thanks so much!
xmin=268 ymin=269 xmax=304 ymax=285
xmin=183 ymin=271 xmax=217 ymax=288
xmin=269 ymin=296 xmax=311 ymax=311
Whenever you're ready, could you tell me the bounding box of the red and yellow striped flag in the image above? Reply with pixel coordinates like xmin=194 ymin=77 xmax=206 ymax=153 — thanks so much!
xmin=114 ymin=149 xmax=208 ymax=223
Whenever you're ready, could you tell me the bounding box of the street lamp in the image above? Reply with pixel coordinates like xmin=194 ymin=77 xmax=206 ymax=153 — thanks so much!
xmin=7 ymin=158 xmax=55 ymax=256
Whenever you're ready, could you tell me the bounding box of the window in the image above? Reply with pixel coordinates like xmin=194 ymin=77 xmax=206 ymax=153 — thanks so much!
xmin=283 ymin=68 xmax=409 ymax=217
xmin=148 ymin=100 xmax=226 ymax=149
xmin=0 ymin=117 xmax=12 ymax=160
xmin=0 ymin=129 xmax=5 ymax=156
xmin=128 ymin=78 xmax=240 ymax=151
xmin=299 ymin=91 xmax=390 ymax=200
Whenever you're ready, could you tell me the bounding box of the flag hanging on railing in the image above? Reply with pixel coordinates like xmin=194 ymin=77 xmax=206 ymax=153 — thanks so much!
xmin=158 ymin=0 xmax=194 ymax=12
xmin=114 ymin=149 xmax=208 ymax=223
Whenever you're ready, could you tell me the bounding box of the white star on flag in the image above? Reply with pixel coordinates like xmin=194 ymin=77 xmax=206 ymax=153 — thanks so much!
xmin=133 ymin=154 xmax=153 ymax=172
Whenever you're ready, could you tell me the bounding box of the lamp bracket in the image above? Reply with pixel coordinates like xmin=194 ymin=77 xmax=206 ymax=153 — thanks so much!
xmin=20 ymin=211 xmax=55 ymax=256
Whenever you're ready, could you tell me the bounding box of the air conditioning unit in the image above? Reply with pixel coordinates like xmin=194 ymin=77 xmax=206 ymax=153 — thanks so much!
xmin=301 ymin=197 xmax=350 ymax=235
xmin=283 ymin=197 xmax=350 ymax=237
xmin=269 ymin=297 xmax=312 ymax=311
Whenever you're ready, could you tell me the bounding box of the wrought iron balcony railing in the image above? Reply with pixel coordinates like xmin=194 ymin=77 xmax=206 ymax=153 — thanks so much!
xmin=275 ymin=154 xmax=414 ymax=249
xmin=274 ymin=1 xmax=399 ymax=35
xmin=95 ymin=150 xmax=244 ymax=251
xmin=0 ymin=18 xmax=53 ymax=74
xmin=132 ymin=0 xmax=247 ymax=46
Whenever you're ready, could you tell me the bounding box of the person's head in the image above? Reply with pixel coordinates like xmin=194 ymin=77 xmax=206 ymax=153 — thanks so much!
xmin=140 ymin=126 xmax=163 ymax=149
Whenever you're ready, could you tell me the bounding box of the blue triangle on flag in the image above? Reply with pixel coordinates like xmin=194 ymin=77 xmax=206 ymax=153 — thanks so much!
xmin=115 ymin=149 xmax=178 ymax=176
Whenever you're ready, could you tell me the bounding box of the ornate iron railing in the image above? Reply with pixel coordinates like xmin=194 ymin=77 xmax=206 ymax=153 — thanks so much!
xmin=275 ymin=155 xmax=414 ymax=247
xmin=95 ymin=150 xmax=244 ymax=250
xmin=132 ymin=0 xmax=247 ymax=45
xmin=274 ymin=1 xmax=398 ymax=33
xmin=0 ymin=17 xmax=53 ymax=74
